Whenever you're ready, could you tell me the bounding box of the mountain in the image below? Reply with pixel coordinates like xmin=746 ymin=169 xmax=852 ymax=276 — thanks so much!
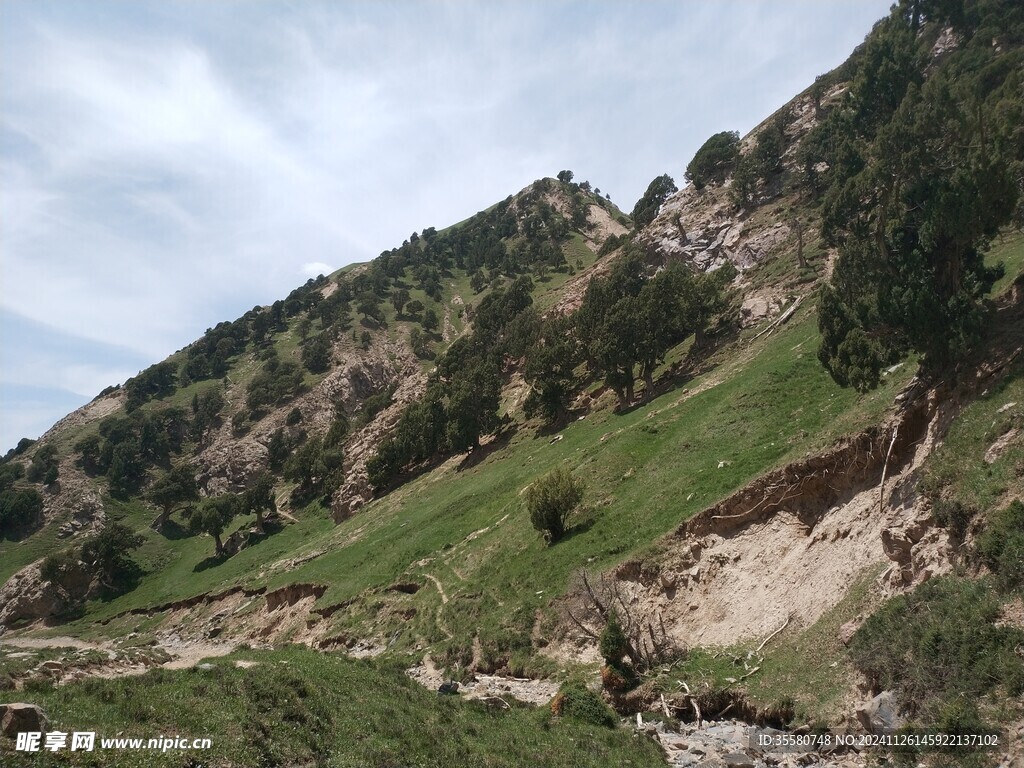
xmin=2 ymin=2 xmax=1023 ymax=766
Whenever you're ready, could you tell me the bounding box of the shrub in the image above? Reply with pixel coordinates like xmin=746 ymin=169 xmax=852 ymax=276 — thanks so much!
xmin=526 ymin=467 xmax=584 ymax=543
xmin=849 ymin=577 xmax=1024 ymax=721
xmin=685 ymin=130 xmax=740 ymax=189
xmin=976 ymin=500 xmax=1024 ymax=592
xmin=550 ymin=682 xmax=616 ymax=728
xmin=41 ymin=548 xmax=80 ymax=586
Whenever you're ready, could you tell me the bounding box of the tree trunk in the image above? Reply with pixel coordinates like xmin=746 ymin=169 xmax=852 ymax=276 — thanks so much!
xmin=214 ymin=533 xmax=223 ymax=556
xmin=642 ymin=365 xmax=654 ymax=394
xmin=613 ymin=386 xmax=627 ymax=410
xmin=255 ymin=510 xmax=265 ymax=534
xmin=151 ymin=507 xmax=170 ymax=530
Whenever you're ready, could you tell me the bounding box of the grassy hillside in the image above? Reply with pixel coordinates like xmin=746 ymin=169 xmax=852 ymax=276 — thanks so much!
xmin=3 ymin=646 xmax=665 ymax=768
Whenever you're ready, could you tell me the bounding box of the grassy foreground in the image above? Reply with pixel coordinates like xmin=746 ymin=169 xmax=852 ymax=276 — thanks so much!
xmin=1 ymin=646 xmax=664 ymax=768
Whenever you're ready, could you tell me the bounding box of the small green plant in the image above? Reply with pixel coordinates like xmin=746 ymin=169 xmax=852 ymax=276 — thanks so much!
xmin=526 ymin=467 xmax=584 ymax=544
xmin=849 ymin=577 xmax=1024 ymax=723
xmin=976 ymin=500 xmax=1024 ymax=592
xmin=550 ymin=682 xmax=616 ymax=728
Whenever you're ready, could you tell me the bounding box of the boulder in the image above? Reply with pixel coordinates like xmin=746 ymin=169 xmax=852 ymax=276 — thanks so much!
xmin=0 ymin=559 xmax=92 ymax=629
xmin=0 ymin=703 xmax=49 ymax=737
xmin=855 ymin=691 xmax=902 ymax=734
xmin=437 ymin=680 xmax=460 ymax=695
xmin=838 ymin=619 xmax=861 ymax=646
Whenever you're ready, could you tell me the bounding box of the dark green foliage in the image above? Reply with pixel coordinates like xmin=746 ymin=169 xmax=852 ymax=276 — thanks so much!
xmin=976 ymin=500 xmax=1024 ymax=592
xmin=360 ymin=330 xmax=372 ymax=349
xmin=0 ymin=460 xmax=25 ymax=490
xmin=849 ymin=577 xmax=1024 ymax=722
xmin=284 ymin=435 xmax=344 ymax=505
xmin=421 ymin=307 xmax=439 ymax=332
xmin=391 ymin=287 xmax=410 ymax=316
xmin=551 ymin=682 xmax=616 ymax=728
xmin=630 ymin=174 xmax=677 ymax=230
xmin=286 ymin=407 xmax=303 ymax=426
xmin=405 ymin=299 xmax=425 ymax=318
xmin=324 ymin=414 xmax=349 ymax=448
xmin=124 ymin=361 xmax=178 ymax=410
xmin=577 ymin=244 xmax=733 ymax=405
xmin=2 ymin=437 xmax=35 ymax=463
xmin=26 ymin=444 xmax=59 ymax=485
xmin=189 ymin=495 xmax=241 ymax=556
xmin=685 ymin=131 xmax=740 ymax=189
xmin=40 ymin=547 xmax=80 ymax=587
xmin=89 ymin=407 xmax=188 ymax=497
xmin=368 ymin=278 xmax=538 ymax=489
xmin=357 ymin=388 xmax=395 ymax=427
xmin=598 ymin=612 xmax=629 ymax=666
xmin=301 ymin=332 xmax=333 ymax=373
xmin=81 ymin=522 xmax=145 ymax=590
xmin=356 ymin=292 xmax=384 ymax=323
xmin=246 ymin=356 xmax=305 ymax=413
xmin=267 ymin=428 xmax=291 ymax=472
xmin=0 ymin=485 xmax=43 ymax=540
xmin=597 ymin=233 xmax=624 ymax=257
xmin=410 ymin=327 xmax=432 ymax=358
xmin=816 ymin=1 xmax=1024 ymax=388
xmin=147 ymin=461 xmax=200 ymax=529
xmin=931 ymin=497 xmax=976 ymax=541
xmin=526 ymin=467 xmax=584 ymax=543
xmin=191 ymin=386 xmax=225 ymax=443
xmin=445 ymin=361 xmax=502 ymax=451
xmin=556 ymin=170 xmax=574 ymax=183
xmin=524 ymin=316 xmax=580 ymax=424
xmin=242 ymin=471 xmax=277 ymax=532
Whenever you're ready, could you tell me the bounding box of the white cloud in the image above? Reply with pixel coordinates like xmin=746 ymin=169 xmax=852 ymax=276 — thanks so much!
xmin=301 ymin=262 xmax=334 ymax=279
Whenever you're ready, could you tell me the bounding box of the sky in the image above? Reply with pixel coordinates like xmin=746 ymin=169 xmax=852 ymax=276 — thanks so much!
xmin=0 ymin=0 xmax=893 ymax=452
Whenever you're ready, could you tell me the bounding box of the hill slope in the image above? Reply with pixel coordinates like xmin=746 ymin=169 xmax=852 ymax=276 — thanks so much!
xmin=3 ymin=2 xmax=1024 ymax=766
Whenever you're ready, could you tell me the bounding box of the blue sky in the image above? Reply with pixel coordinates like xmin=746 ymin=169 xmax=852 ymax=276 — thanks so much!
xmin=0 ymin=0 xmax=892 ymax=451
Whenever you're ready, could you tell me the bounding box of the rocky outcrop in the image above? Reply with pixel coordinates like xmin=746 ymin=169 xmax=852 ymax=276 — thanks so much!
xmin=855 ymin=691 xmax=903 ymax=735
xmin=0 ymin=703 xmax=49 ymax=737
xmin=331 ymin=338 xmax=428 ymax=521
xmin=0 ymin=560 xmax=94 ymax=630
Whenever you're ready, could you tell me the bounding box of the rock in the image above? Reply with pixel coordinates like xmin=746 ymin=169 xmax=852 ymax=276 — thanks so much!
xmin=838 ymin=619 xmax=860 ymax=646
xmin=438 ymin=680 xmax=460 ymax=695
xmin=37 ymin=661 xmax=63 ymax=676
xmin=197 ymin=663 xmax=216 ymax=671
xmin=855 ymin=691 xmax=902 ymax=734
xmin=0 ymin=559 xmax=93 ymax=629
xmin=722 ymin=754 xmax=756 ymax=768
xmin=0 ymin=703 xmax=49 ymax=737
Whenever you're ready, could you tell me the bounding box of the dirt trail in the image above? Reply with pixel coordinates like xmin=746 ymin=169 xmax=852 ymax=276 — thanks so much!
xmin=1 ymin=632 xmax=239 ymax=685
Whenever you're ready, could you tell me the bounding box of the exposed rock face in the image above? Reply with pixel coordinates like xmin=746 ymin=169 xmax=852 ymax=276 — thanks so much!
xmin=0 ymin=560 xmax=94 ymax=630
xmin=331 ymin=338 xmax=428 ymax=522
xmin=0 ymin=703 xmax=49 ymax=737
xmin=855 ymin=691 xmax=903 ymax=734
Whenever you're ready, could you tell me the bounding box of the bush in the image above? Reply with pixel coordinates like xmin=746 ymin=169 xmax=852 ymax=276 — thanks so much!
xmin=526 ymin=467 xmax=584 ymax=543
xmin=976 ymin=500 xmax=1024 ymax=592
xmin=849 ymin=577 xmax=1024 ymax=722
xmin=685 ymin=131 xmax=740 ymax=189
xmin=27 ymin=444 xmax=59 ymax=485
xmin=550 ymin=682 xmax=616 ymax=728
xmin=0 ymin=487 xmax=44 ymax=539
xmin=41 ymin=548 xmax=80 ymax=586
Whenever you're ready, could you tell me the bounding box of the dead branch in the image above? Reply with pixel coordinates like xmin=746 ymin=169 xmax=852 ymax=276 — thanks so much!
xmin=753 ymin=613 xmax=791 ymax=655
xmin=879 ymin=424 xmax=899 ymax=514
